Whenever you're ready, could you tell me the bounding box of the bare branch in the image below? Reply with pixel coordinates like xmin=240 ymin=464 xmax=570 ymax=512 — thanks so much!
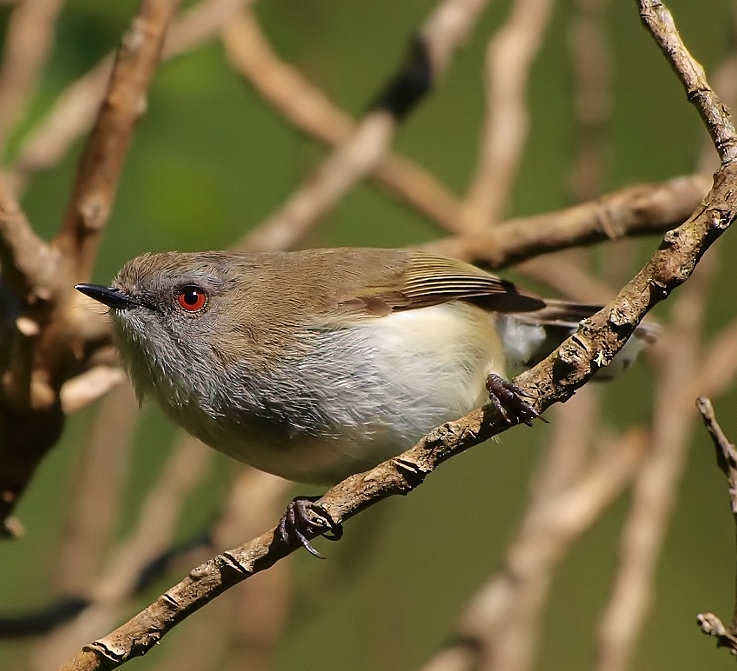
xmin=695 ymin=397 xmax=737 ymax=656
xmin=222 ymin=10 xmax=462 ymax=232
xmin=692 ymin=317 xmax=737 ymax=400
xmin=239 ymin=111 xmax=398 ymax=252
xmin=54 ymin=382 xmax=140 ymax=594
xmin=6 ymin=0 xmax=255 ymax=195
xmin=52 ymin=0 xmax=182 ymax=283
xmin=426 ymin=173 xmax=711 ymax=268
xmin=238 ymin=0 xmax=492 ymax=251
xmin=638 ymin=0 xmax=737 ymax=163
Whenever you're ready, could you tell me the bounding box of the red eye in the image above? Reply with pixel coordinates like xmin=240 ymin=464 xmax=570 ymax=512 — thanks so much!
xmin=176 ymin=286 xmax=207 ymax=312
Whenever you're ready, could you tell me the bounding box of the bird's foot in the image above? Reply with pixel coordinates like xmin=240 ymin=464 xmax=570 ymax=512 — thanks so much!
xmin=278 ymin=496 xmax=343 ymax=559
xmin=485 ymin=373 xmax=546 ymax=427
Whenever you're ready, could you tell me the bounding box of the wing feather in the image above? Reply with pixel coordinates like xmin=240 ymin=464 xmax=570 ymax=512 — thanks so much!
xmin=337 ymin=252 xmax=545 ymax=315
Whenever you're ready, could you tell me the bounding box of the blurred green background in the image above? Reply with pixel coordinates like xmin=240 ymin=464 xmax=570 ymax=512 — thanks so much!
xmin=1 ymin=0 xmax=737 ymax=669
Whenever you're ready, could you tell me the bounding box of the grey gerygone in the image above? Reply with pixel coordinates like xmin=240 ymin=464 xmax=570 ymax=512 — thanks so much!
xmin=76 ymin=248 xmax=657 ymax=551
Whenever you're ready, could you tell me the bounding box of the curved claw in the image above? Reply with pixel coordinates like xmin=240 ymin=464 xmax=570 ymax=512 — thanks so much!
xmin=485 ymin=373 xmax=546 ymax=426
xmin=278 ymin=496 xmax=343 ymax=558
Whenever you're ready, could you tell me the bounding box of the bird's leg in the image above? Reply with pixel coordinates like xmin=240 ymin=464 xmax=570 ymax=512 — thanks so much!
xmin=278 ymin=496 xmax=343 ymax=558
xmin=485 ymin=373 xmax=546 ymax=427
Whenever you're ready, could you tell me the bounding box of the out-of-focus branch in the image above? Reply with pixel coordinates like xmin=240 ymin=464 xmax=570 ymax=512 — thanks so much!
xmin=55 ymin=2 xmax=737 ymax=661
xmin=568 ymin=0 xmax=610 ymax=202
xmin=239 ymin=111 xmax=399 ymax=251
xmin=52 ymin=0 xmax=182 ymax=283
xmin=461 ymin=0 xmax=556 ymax=230
xmin=57 ymin=155 xmax=737 ymax=669
xmin=691 ymin=318 xmax=737 ymax=400
xmin=594 ymin=250 xmax=713 ymax=671
xmin=422 ymin=428 xmax=645 ymax=671
xmin=425 ymin=173 xmax=711 ymax=268
xmin=222 ymin=10 xmax=462 ymax=232
xmin=59 ymin=365 xmax=126 ymax=415
xmin=516 ymin=255 xmax=615 ymax=303
xmin=4 ymin=0 xmax=256 ymax=195
xmin=212 ymin=470 xmax=292 ymax=671
xmin=54 ymin=381 xmax=140 ymax=595
xmin=695 ymin=397 xmax=737 ymax=656
xmin=0 ymin=0 xmax=65 ymax=156
xmin=31 ymin=437 xmax=212 ymax=670
xmin=238 ymin=0 xmax=492 ymax=252
xmin=0 ymin=0 xmax=179 ymax=536
xmin=420 ymin=386 xmax=602 ymax=671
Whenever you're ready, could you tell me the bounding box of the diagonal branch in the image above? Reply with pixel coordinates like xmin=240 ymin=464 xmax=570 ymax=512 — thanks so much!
xmin=639 ymin=0 xmax=737 ymax=163
xmin=55 ymin=2 xmax=737 ymax=667
xmin=426 ymin=173 xmax=710 ymax=267
xmin=52 ymin=0 xmax=183 ymax=283
xmin=5 ymin=0 xmax=257 ymax=196
xmin=461 ymin=0 xmax=556 ymax=229
xmin=238 ymin=0 xmax=491 ymax=252
xmin=58 ymin=155 xmax=737 ymax=669
xmin=222 ymin=9 xmax=462 ymax=233
xmin=0 ymin=0 xmax=181 ymax=533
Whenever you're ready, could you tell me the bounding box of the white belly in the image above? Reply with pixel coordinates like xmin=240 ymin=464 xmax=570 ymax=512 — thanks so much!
xmin=173 ymin=302 xmax=506 ymax=484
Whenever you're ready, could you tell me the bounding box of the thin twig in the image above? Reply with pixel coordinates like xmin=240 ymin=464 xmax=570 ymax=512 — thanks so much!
xmin=695 ymin=397 xmax=737 ymax=656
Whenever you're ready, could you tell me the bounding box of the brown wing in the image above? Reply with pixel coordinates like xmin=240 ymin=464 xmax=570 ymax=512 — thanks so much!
xmin=336 ymin=251 xmax=546 ymax=316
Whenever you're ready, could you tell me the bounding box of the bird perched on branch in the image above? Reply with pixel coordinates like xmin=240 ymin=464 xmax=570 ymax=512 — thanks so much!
xmin=77 ymin=247 xmax=658 ymax=554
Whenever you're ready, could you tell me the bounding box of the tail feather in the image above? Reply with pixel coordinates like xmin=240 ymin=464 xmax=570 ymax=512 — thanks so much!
xmin=499 ymin=299 xmax=661 ymax=379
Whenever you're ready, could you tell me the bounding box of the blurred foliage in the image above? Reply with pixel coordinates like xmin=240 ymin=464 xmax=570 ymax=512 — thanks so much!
xmin=1 ymin=0 xmax=737 ymax=669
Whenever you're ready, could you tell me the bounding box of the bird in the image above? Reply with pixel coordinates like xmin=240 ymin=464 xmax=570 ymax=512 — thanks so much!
xmin=76 ymin=247 xmax=658 ymax=554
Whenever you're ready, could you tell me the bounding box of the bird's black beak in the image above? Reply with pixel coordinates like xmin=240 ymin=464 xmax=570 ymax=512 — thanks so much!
xmin=75 ymin=283 xmax=137 ymax=310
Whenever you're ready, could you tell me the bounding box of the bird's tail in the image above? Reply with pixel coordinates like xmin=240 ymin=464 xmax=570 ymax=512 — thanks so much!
xmin=498 ymin=299 xmax=661 ymax=379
